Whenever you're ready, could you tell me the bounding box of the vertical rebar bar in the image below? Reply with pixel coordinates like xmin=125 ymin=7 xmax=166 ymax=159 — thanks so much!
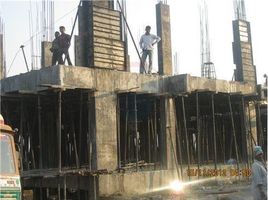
xmin=196 ymin=92 xmax=200 ymax=179
xmin=134 ymin=93 xmax=138 ymax=171
xmin=124 ymin=94 xmax=128 ymax=164
xmin=211 ymin=94 xmax=217 ymax=170
xmin=241 ymin=96 xmax=249 ymax=167
xmin=181 ymin=96 xmax=190 ymax=180
xmin=117 ymin=95 xmax=121 ymax=168
xmin=228 ymin=95 xmax=240 ymax=172
xmin=37 ymin=95 xmax=43 ymax=173
xmin=63 ymin=175 xmax=66 ymax=200
xmin=78 ymin=91 xmax=83 ymax=167
xmin=173 ymin=98 xmax=183 ymax=180
xmin=58 ymin=90 xmax=62 ymax=172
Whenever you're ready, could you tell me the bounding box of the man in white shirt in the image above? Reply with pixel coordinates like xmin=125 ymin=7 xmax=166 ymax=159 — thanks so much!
xmin=251 ymin=146 xmax=267 ymax=200
xmin=139 ymin=25 xmax=161 ymax=74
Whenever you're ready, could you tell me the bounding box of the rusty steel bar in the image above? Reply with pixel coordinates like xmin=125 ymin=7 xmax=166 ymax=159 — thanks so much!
xmin=211 ymin=94 xmax=217 ymax=170
xmin=228 ymin=95 xmax=240 ymax=172
xmin=196 ymin=92 xmax=200 ymax=179
xmin=181 ymin=96 xmax=190 ymax=180
xmin=58 ymin=90 xmax=62 ymax=172
xmin=134 ymin=93 xmax=139 ymax=171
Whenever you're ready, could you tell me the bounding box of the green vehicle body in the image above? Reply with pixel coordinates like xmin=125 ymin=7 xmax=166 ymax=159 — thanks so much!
xmin=0 ymin=115 xmax=21 ymax=200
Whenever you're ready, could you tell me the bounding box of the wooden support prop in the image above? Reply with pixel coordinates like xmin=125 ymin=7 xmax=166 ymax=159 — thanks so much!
xmin=134 ymin=93 xmax=139 ymax=172
xmin=124 ymin=95 xmax=129 ymax=164
xmin=173 ymin=98 xmax=183 ymax=180
xmin=228 ymin=95 xmax=240 ymax=172
xmin=211 ymin=94 xmax=217 ymax=170
xmin=37 ymin=95 xmax=43 ymax=169
xmin=58 ymin=90 xmax=62 ymax=172
xmin=116 ymin=95 xmax=121 ymax=168
xmin=196 ymin=92 xmax=200 ymax=179
xmin=181 ymin=96 xmax=190 ymax=180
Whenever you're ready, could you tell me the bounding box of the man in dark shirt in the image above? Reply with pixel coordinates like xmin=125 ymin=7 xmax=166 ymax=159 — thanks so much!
xmin=58 ymin=26 xmax=72 ymax=66
xmin=50 ymin=31 xmax=60 ymax=66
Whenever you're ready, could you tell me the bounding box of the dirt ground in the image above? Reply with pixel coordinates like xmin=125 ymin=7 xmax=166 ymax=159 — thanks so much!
xmin=101 ymin=180 xmax=254 ymax=200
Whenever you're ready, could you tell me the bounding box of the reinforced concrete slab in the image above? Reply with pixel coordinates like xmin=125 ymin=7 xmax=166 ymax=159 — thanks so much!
xmin=0 ymin=65 xmax=256 ymax=96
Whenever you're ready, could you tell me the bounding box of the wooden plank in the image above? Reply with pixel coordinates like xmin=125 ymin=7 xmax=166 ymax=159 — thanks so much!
xmin=93 ymin=30 xmax=120 ymax=40
xmin=93 ymin=6 xmax=120 ymax=17
xmin=93 ymin=26 xmax=121 ymax=36
xmin=93 ymin=22 xmax=120 ymax=32
xmin=94 ymin=61 xmax=125 ymax=70
xmin=93 ymin=11 xmax=120 ymax=21
xmin=94 ymin=57 xmax=124 ymax=65
xmin=94 ymin=46 xmax=124 ymax=57
xmin=94 ymin=52 xmax=124 ymax=62
xmin=94 ymin=42 xmax=124 ymax=51
xmin=94 ymin=37 xmax=123 ymax=47
xmin=93 ymin=16 xmax=120 ymax=26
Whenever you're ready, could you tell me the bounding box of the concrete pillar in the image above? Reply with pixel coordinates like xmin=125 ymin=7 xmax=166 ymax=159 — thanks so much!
xmin=94 ymin=92 xmax=118 ymax=170
xmin=166 ymin=98 xmax=177 ymax=170
xmin=0 ymin=33 xmax=5 ymax=79
xmin=232 ymin=20 xmax=256 ymax=86
xmin=156 ymin=2 xmax=172 ymax=75
xmin=41 ymin=41 xmax=52 ymax=68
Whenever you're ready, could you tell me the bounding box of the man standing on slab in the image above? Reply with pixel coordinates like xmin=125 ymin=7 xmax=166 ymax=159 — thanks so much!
xmin=139 ymin=25 xmax=161 ymax=74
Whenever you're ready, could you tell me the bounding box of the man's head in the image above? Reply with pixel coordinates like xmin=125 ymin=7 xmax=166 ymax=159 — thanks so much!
xmin=254 ymin=146 xmax=263 ymax=160
xmin=55 ymin=31 xmax=60 ymax=38
xmin=59 ymin=26 xmax=65 ymax=34
xmin=145 ymin=25 xmax=151 ymax=34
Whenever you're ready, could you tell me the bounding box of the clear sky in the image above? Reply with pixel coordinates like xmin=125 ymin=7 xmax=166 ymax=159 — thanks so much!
xmin=1 ymin=0 xmax=267 ymax=84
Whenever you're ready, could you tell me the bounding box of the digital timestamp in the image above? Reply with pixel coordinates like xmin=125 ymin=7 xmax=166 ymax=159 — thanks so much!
xmin=186 ymin=168 xmax=251 ymax=177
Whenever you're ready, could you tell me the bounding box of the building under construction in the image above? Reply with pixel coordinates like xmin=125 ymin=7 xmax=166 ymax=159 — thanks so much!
xmin=0 ymin=0 xmax=267 ymax=199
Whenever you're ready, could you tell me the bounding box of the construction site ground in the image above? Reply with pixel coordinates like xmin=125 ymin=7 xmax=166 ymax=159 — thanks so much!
xmin=100 ymin=180 xmax=253 ymax=200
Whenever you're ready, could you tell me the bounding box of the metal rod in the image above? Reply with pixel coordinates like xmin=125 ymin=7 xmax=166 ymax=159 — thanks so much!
xmin=134 ymin=93 xmax=139 ymax=171
xmin=211 ymin=94 xmax=217 ymax=170
xmin=57 ymin=180 xmax=61 ymax=200
xmin=181 ymin=96 xmax=190 ymax=180
xmin=78 ymin=91 xmax=83 ymax=168
xmin=63 ymin=175 xmax=67 ymax=200
xmin=116 ymin=0 xmax=144 ymax=71
xmin=124 ymin=95 xmax=128 ymax=164
xmin=87 ymin=93 xmax=92 ymax=170
xmin=117 ymin=95 xmax=121 ymax=168
xmin=37 ymin=96 xmax=43 ymax=169
xmin=228 ymin=95 xmax=240 ymax=171
xmin=148 ymin=116 xmax=151 ymax=163
xmin=173 ymin=98 xmax=183 ymax=180
xmin=196 ymin=92 xmax=200 ymax=179
xmin=247 ymin=102 xmax=255 ymax=163
xmin=167 ymin=99 xmax=180 ymax=180
xmin=154 ymin=100 xmax=158 ymax=163
xmin=64 ymin=1 xmax=82 ymax=63
xmin=256 ymin=103 xmax=264 ymax=146
xmin=241 ymin=96 xmax=249 ymax=167
xmin=58 ymin=90 xmax=62 ymax=172
xmin=19 ymin=100 xmax=24 ymax=171
xmin=20 ymin=45 xmax=29 ymax=72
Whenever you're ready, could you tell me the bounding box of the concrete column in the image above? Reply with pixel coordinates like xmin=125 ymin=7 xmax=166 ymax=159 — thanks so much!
xmin=156 ymin=2 xmax=172 ymax=75
xmin=94 ymin=92 xmax=118 ymax=170
xmin=41 ymin=41 xmax=52 ymax=67
xmin=0 ymin=33 xmax=5 ymax=79
xmin=166 ymin=98 xmax=177 ymax=170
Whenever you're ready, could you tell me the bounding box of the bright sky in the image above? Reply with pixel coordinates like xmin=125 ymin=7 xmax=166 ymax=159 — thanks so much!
xmin=0 ymin=0 xmax=267 ymax=84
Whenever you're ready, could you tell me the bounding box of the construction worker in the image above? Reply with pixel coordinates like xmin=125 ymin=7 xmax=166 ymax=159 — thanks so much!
xmin=251 ymin=146 xmax=267 ymax=200
xmin=50 ymin=31 xmax=60 ymax=66
xmin=58 ymin=26 xmax=72 ymax=66
xmin=139 ymin=25 xmax=161 ymax=74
